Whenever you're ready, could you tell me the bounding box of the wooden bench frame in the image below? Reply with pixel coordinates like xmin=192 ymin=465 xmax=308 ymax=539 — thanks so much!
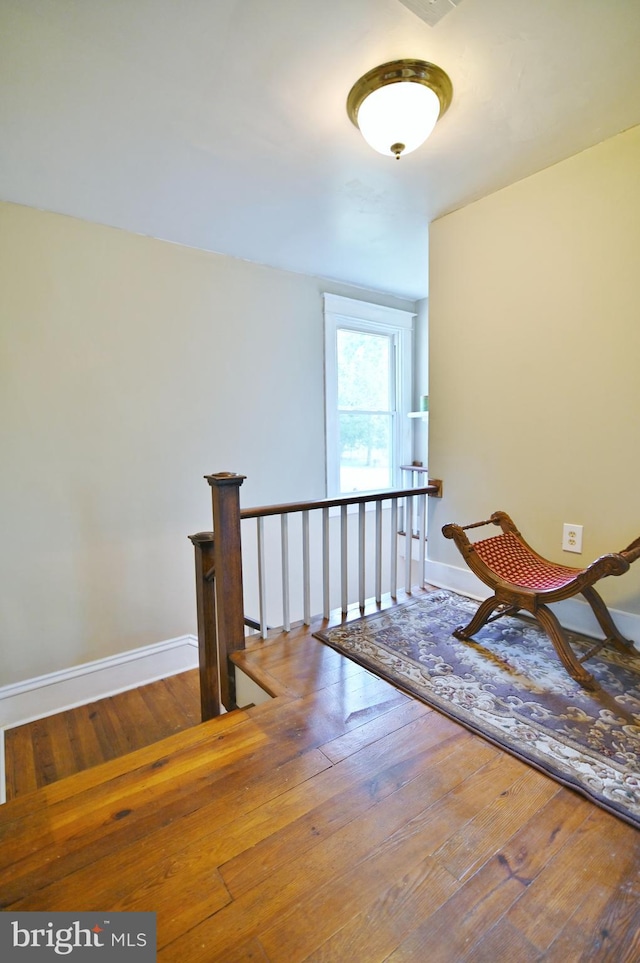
xmin=442 ymin=511 xmax=640 ymax=690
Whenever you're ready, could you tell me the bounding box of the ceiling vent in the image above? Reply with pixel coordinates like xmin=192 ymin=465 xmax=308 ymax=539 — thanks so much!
xmin=396 ymin=0 xmax=464 ymax=28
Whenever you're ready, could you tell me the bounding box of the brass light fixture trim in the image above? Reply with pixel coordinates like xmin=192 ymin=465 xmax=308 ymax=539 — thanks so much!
xmin=347 ymin=58 xmax=453 ymax=158
xmin=347 ymin=59 xmax=452 ymax=125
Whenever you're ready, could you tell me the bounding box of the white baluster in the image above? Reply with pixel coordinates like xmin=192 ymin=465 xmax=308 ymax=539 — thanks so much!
xmin=390 ymin=498 xmax=398 ymax=599
xmin=358 ymin=501 xmax=365 ymax=611
xmin=418 ymin=493 xmax=427 ymax=588
xmin=375 ymin=500 xmax=382 ymax=604
xmin=257 ymin=516 xmax=267 ymax=639
xmin=322 ymin=506 xmax=330 ymax=619
xmin=341 ymin=503 xmax=348 ymax=614
xmin=281 ymin=514 xmax=290 ymax=631
xmin=303 ymin=510 xmax=311 ymax=625
xmin=404 ymin=495 xmax=413 ymax=594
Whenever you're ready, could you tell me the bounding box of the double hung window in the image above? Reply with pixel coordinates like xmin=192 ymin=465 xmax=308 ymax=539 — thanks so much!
xmin=324 ymin=294 xmax=414 ymax=496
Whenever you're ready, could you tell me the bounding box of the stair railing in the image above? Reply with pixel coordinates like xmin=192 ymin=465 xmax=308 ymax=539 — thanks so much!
xmin=190 ymin=471 xmax=442 ymax=720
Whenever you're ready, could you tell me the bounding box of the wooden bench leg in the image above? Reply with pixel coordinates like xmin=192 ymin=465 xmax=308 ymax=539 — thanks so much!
xmin=535 ymin=604 xmax=598 ymax=691
xmin=581 ymin=586 xmax=636 ymax=655
xmin=453 ymin=595 xmax=504 ymax=642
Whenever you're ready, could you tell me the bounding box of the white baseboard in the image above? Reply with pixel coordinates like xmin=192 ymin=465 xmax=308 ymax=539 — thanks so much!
xmin=424 ymin=559 xmax=640 ymax=644
xmin=0 ymin=634 xmax=198 ymax=805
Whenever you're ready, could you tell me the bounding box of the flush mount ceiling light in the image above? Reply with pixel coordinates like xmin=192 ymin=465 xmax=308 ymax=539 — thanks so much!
xmin=347 ymin=59 xmax=452 ymax=160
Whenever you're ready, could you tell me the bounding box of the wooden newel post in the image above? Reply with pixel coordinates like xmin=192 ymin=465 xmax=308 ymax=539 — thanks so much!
xmin=188 ymin=531 xmax=219 ymax=721
xmin=207 ymin=471 xmax=247 ymax=711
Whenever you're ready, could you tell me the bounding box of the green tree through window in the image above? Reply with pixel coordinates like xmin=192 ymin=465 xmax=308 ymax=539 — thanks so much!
xmin=324 ymin=294 xmax=413 ymax=497
xmin=337 ymin=329 xmax=393 ymax=491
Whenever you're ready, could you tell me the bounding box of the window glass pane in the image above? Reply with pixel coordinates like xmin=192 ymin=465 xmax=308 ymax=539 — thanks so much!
xmin=337 ymin=329 xmax=391 ymax=411
xmin=324 ymin=293 xmax=413 ymax=497
xmin=339 ymin=412 xmax=392 ymax=493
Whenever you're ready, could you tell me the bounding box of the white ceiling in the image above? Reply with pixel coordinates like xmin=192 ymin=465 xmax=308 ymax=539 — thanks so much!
xmin=2 ymin=0 xmax=640 ymax=300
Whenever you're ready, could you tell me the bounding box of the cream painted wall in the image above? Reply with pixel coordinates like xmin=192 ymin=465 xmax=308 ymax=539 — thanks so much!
xmin=427 ymin=124 xmax=640 ymax=616
xmin=0 ymin=202 xmax=416 ymax=685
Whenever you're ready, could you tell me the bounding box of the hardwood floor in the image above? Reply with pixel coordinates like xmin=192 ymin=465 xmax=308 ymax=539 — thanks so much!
xmin=2 ymin=606 xmax=640 ymax=961
xmin=4 ymin=670 xmax=202 ymax=800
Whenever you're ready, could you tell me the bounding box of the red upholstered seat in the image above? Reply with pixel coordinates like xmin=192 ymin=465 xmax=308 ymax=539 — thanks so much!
xmin=442 ymin=510 xmax=640 ymax=690
xmin=474 ymin=532 xmax=583 ymax=591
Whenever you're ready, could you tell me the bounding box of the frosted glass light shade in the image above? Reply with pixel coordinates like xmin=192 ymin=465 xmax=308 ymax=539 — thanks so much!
xmin=357 ymin=82 xmax=441 ymax=158
xmin=346 ymin=59 xmax=453 ymax=160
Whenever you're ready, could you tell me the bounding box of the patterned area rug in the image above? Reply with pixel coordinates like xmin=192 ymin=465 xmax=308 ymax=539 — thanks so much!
xmin=315 ymin=590 xmax=640 ymax=828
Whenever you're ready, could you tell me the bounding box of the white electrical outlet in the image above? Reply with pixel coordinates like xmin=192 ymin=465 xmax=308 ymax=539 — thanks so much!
xmin=562 ymin=523 xmax=583 ymax=554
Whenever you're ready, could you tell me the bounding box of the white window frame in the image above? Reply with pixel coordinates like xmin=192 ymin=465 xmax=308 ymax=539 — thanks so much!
xmin=324 ymin=293 xmax=414 ymax=497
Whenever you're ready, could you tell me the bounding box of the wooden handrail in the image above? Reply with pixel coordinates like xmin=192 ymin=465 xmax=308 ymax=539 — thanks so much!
xmin=240 ymin=480 xmax=442 ymax=520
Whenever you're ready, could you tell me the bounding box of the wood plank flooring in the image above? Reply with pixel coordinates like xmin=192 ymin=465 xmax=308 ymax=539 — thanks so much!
xmin=4 ymin=669 xmax=201 ymax=799
xmin=2 ymin=604 xmax=640 ymax=961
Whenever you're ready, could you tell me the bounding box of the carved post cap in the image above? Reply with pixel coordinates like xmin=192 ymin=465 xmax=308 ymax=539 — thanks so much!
xmin=188 ymin=531 xmax=215 ymax=545
xmin=205 ymin=472 xmax=247 ymax=487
